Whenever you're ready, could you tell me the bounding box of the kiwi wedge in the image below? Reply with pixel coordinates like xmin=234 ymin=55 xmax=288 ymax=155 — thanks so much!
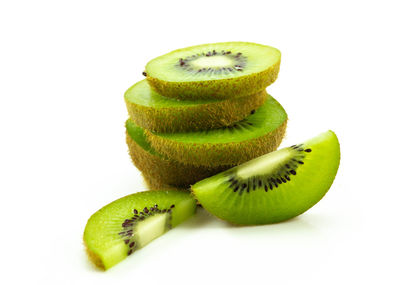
xmin=145 ymin=95 xmax=287 ymax=167
xmin=126 ymin=120 xmax=230 ymax=187
xmin=84 ymin=190 xmax=197 ymax=270
xmin=145 ymin=42 xmax=281 ymax=100
xmin=125 ymin=80 xmax=267 ymax=132
xmin=191 ymin=131 xmax=340 ymax=225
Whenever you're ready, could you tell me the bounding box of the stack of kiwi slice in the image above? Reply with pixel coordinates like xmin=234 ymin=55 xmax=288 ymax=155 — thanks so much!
xmin=84 ymin=42 xmax=341 ymax=270
xmin=125 ymin=42 xmax=286 ymax=188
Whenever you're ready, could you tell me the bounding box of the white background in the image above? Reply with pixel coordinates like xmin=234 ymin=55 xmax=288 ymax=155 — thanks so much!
xmin=1 ymin=0 xmax=399 ymax=284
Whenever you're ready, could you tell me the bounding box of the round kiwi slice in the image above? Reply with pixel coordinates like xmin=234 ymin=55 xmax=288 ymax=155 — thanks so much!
xmin=145 ymin=42 xmax=281 ymax=100
xmin=84 ymin=190 xmax=197 ymax=270
xmin=191 ymin=131 xmax=340 ymax=225
xmin=144 ymin=95 xmax=287 ymax=167
xmin=126 ymin=120 xmax=230 ymax=187
xmin=125 ymin=80 xmax=267 ymax=132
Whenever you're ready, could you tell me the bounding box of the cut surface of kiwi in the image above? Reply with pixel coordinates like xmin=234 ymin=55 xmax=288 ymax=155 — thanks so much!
xmin=126 ymin=120 xmax=230 ymax=187
xmin=145 ymin=95 xmax=287 ymax=166
xmin=145 ymin=42 xmax=281 ymax=100
xmin=125 ymin=80 xmax=267 ymax=132
xmin=191 ymin=131 xmax=340 ymax=225
xmin=84 ymin=190 xmax=197 ymax=270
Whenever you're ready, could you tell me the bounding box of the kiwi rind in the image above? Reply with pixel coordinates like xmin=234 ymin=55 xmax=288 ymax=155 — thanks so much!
xmin=126 ymin=121 xmax=230 ymax=187
xmin=145 ymin=42 xmax=281 ymax=100
xmin=144 ymin=96 xmax=287 ymax=167
xmin=125 ymin=80 xmax=267 ymax=132
xmin=142 ymin=175 xmax=187 ymax=191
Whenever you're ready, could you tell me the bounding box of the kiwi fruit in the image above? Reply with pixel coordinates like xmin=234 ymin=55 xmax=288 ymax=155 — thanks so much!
xmin=84 ymin=190 xmax=197 ymax=270
xmin=125 ymin=80 xmax=267 ymax=132
xmin=191 ymin=131 xmax=340 ymax=225
xmin=144 ymin=42 xmax=281 ymax=100
xmin=144 ymin=95 xmax=287 ymax=167
xmin=142 ymin=174 xmax=187 ymax=191
xmin=126 ymin=119 xmax=230 ymax=187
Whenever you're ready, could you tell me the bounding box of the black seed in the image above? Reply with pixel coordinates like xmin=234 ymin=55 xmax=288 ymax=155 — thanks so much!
xmin=198 ymin=69 xmax=202 ymax=72
xmin=233 ymin=186 xmax=239 ymax=192
xmin=251 ymin=110 xmax=255 ymax=114
xmin=305 ymin=149 xmax=312 ymax=152
xmin=162 ymin=209 xmax=166 ymax=213
xmin=281 ymin=177 xmax=287 ymax=183
xmin=226 ymin=51 xmax=231 ymax=54
xmin=253 ymin=183 xmax=256 ymax=190
xmin=134 ymin=209 xmax=138 ymax=214
xmin=144 ymin=207 xmax=149 ymax=213
xmin=276 ymin=178 xmax=282 ymax=184
xmin=247 ymin=122 xmax=253 ymax=125
xmin=129 ymin=242 xmax=135 ymax=248
xmin=258 ymin=180 xmax=262 ymax=187
xmin=150 ymin=207 xmax=154 ymax=211
xmin=285 ymin=164 xmax=290 ymax=169
xmin=119 ymin=232 xmax=125 ymax=236
xmin=285 ymin=175 xmax=290 ymax=181
xmin=213 ymin=50 xmax=216 ymax=55
xmin=298 ymin=161 xmax=304 ymax=164
xmin=231 ymin=179 xmax=238 ymax=186
xmin=269 ymin=183 xmax=273 ymax=190
xmin=290 ymin=170 xmax=297 ymax=175
xmin=264 ymin=185 xmax=268 ymax=192
xmin=154 ymin=204 xmax=158 ymax=208
xmin=241 ymin=183 xmax=247 ymax=189
xmin=170 ymin=204 xmax=175 ymax=208
xmin=142 ymin=71 xmax=147 ymax=76
xmin=127 ymin=249 xmax=133 ymax=256
xmin=124 ymin=239 xmax=130 ymax=244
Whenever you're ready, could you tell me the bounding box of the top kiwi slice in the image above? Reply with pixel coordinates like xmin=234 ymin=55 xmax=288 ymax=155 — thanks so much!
xmin=145 ymin=42 xmax=281 ymax=100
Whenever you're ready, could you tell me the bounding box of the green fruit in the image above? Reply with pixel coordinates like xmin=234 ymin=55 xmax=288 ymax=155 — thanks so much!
xmin=145 ymin=95 xmax=287 ymax=167
xmin=191 ymin=131 xmax=340 ymax=225
xmin=145 ymin=42 xmax=281 ymax=100
xmin=126 ymin=120 xmax=230 ymax=187
xmin=124 ymin=80 xmax=267 ymax=132
xmin=84 ymin=190 xmax=197 ymax=270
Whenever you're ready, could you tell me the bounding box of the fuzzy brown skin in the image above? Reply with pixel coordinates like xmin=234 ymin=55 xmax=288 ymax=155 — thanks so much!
xmin=146 ymin=60 xmax=280 ymax=100
xmin=125 ymin=90 xmax=267 ymax=133
xmin=126 ymin=133 xmax=231 ymax=187
xmin=142 ymin=175 xmax=188 ymax=191
xmin=145 ymin=120 xmax=287 ymax=167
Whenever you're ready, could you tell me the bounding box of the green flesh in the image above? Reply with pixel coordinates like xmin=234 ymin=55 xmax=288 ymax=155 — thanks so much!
xmin=84 ymin=191 xmax=197 ymax=270
xmin=146 ymin=42 xmax=280 ymax=82
xmin=125 ymin=80 xmax=219 ymax=107
xmin=150 ymin=95 xmax=286 ymax=144
xmin=191 ymin=131 xmax=340 ymax=225
xmin=126 ymin=119 xmax=158 ymax=156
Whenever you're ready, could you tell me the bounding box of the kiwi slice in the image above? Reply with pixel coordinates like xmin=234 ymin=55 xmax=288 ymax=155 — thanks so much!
xmin=191 ymin=131 xmax=340 ymax=225
xmin=145 ymin=42 xmax=281 ymax=100
xmin=145 ymin=95 xmax=287 ymax=167
xmin=125 ymin=80 xmax=267 ymax=132
xmin=126 ymin=120 xmax=230 ymax=187
xmin=84 ymin=190 xmax=197 ymax=270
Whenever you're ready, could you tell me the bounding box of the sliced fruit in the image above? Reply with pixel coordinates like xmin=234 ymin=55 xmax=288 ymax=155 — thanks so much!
xmin=191 ymin=131 xmax=340 ymax=225
xmin=124 ymin=80 xmax=267 ymax=132
xmin=84 ymin=190 xmax=197 ymax=270
xmin=145 ymin=95 xmax=287 ymax=167
xmin=126 ymin=120 xmax=230 ymax=187
xmin=145 ymin=42 xmax=281 ymax=100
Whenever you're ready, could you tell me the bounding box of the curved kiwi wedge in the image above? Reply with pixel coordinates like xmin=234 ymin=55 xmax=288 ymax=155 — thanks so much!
xmin=145 ymin=42 xmax=281 ymax=100
xmin=126 ymin=120 xmax=230 ymax=187
xmin=84 ymin=190 xmax=197 ymax=270
xmin=191 ymin=131 xmax=340 ymax=225
xmin=145 ymin=95 xmax=287 ymax=167
xmin=125 ymin=80 xmax=267 ymax=132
